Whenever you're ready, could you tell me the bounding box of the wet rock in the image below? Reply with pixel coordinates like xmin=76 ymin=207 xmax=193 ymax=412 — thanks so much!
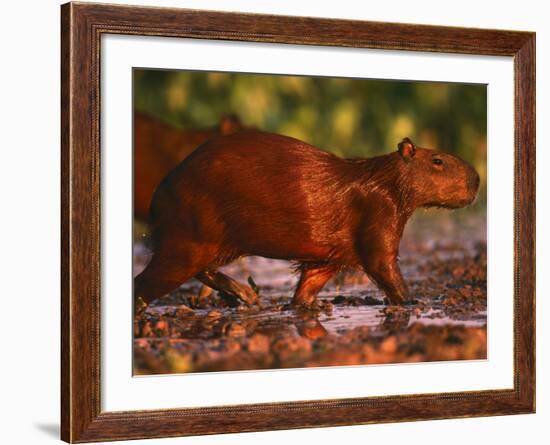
xmin=242 ymin=319 xmax=258 ymax=332
xmin=237 ymin=305 xmax=261 ymax=314
xmin=141 ymin=322 xmax=153 ymax=337
xmin=270 ymin=296 xmax=286 ymax=305
xmin=165 ymin=350 xmax=193 ymax=373
xmin=342 ymin=325 xmax=370 ymax=341
xmin=380 ymin=337 xmax=398 ymax=354
xmin=175 ymin=305 xmax=194 ymax=317
xmin=364 ymin=296 xmax=382 ymax=306
xmin=272 ymin=336 xmax=312 ymax=362
xmin=223 ymin=338 xmax=242 ymax=354
xmin=188 ymin=294 xmax=213 ymax=309
xmin=247 ymin=334 xmax=270 ymax=354
xmin=225 ymin=323 xmax=246 ymax=338
xmin=349 ymin=296 xmax=366 ymax=306
xmin=206 ymin=310 xmax=223 ymax=319
xmin=321 ymin=302 xmax=334 ymax=315
xmin=445 ymin=333 xmax=464 ymax=345
xmin=199 ymin=285 xmax=214 ymax=299
xmin=154 ymin=320 xmax=169 ymax=335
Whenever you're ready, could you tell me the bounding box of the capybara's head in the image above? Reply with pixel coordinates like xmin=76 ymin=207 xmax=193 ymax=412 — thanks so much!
xmin=397 ymin=137 xmax=480 ymax=209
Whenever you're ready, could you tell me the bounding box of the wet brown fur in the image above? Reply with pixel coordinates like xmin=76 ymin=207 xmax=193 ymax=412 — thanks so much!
xmin=133 ymin=111 xmax=244 ymax=221
xmin=135 ymin=131 xmax=480 ymax=309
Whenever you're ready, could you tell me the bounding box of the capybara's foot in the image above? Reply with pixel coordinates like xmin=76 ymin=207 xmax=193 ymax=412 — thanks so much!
xmin=223 ymin=285 xmax=259 ymax=306
xmin=289 ymin=298 xmax=320 ymax=312
xmin=403 ymin=298 xmax=419 ymax=306
xmin=197 ymin=270 xmax=259 ymax=306
xmin=383 ymin=297 xmax=417 ymax=306
xmin=384 ymin=292 xmax=416 ymax=306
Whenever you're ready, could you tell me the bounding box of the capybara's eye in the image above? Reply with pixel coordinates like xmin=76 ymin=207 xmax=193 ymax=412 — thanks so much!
xmin=432 ymin=158 xmax=443 ymax=166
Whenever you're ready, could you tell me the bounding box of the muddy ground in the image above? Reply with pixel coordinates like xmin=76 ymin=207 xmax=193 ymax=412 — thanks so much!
xmin=133 ymin=211 xmax=487 ymax=375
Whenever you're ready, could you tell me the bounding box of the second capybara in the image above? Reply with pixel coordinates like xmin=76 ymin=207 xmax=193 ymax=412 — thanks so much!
xmin=134 ymin=131 xmax=480 ymax=310
xmin=134 ymin=111 xmax=245 ymax=221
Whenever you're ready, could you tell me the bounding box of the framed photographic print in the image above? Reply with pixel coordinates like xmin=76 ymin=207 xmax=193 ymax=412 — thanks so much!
xmin=61 ymin=2 xmax=535 ymax=442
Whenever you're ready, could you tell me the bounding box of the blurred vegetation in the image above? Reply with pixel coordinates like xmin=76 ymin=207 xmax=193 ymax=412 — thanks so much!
xmin=134 ymin=69 xmax=486 ymax=201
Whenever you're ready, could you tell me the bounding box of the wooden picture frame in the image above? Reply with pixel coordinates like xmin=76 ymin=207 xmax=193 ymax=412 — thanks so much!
xmin=61 ymin=2 xmax=535 ymax=442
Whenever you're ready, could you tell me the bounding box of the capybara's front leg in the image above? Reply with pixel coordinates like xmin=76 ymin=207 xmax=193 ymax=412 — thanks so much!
xmin=291 ymin=266 xmax=336 ymax=307
xmin=197 ymin=270 xmax=259 ymax=305
xmin=362 ymin=256 xmax=410 ymax=305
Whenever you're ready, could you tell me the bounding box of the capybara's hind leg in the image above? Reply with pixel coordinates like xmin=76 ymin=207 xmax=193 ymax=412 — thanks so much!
xmin=291 ymin=265 xmax=336 ymax=307
xmin=197 ymin=270 xmax=259 ymax=305
xmin=134 ymin=247 xmax=207 ymax=312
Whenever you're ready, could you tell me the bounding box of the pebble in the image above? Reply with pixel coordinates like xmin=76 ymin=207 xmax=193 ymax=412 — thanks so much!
xmin=322 ymin=302 xmax=334 ymax=314
xmin=175 ymin=305 xmax=194 ymax=317
xmin=226 ymin=323 xmax=246 ymax=338
xmin=206 ymin=310 xmax=223 ymax=319
xmin=247 ymin=334 xmax=270 ymax=354
xmin=224 ymin=339 xmax=242 ymax=354
xmin=141 ymin=322 xmax=153 ymax=337
xmin=332 ymin=296 xmax=346 ymax=304
xmin=199 ymin=285 xmax=214 ymax=299
xmin=380 ymin=337 xmax=398 ymax=354
xmin=364 ymin=296 xmax=382 ymax=306
xmin=155 ymin=320 xmax=169 ymax=334
xmin=272 ymin=336 xmax=312 ymax=360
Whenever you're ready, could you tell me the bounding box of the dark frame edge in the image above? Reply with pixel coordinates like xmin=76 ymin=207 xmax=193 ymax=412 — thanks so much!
xmin=62 ymin=2 xmax=102 ymax=441
xmin=60 ymin=2 xmax=536 ymax=442
xmin=60 ymin=2 xmax=72 ymax=442
xmin=514 ymin=33 xmax=536 ymax=414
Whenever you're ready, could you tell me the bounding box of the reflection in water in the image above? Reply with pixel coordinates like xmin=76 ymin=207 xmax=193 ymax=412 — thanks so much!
xmin=293 ymin=309 xmax=411 ymax=340
xmin=381 ymin=310 xmax=411 ymax=333
xmin=295 ymin=315 xmax=329 ymax=340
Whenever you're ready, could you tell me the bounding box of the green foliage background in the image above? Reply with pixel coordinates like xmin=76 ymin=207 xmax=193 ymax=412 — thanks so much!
xmin=134 ymin=69 xmax=487 ymax=195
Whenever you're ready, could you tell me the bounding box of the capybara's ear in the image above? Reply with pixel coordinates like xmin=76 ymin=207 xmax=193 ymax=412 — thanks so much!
xmin=219 ymin=114 xmax=243 ymax=135
xmin=398 ymin=137 xmax=416 ymax=159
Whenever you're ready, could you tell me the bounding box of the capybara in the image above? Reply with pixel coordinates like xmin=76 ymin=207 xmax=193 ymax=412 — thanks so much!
xmin=134 ymin=132 xmax=480 ymax=311
xmin=134 ymin=111 xmax=244 ymax=220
